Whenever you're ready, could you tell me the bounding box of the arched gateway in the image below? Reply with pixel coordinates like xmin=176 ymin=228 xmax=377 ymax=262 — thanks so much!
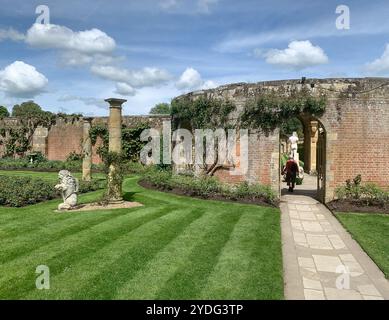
xmin=173 ymin=78 xmax=389 ymax=203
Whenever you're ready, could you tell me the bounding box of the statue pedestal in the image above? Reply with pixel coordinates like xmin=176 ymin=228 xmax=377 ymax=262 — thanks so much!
xmin=294 ymin=151 xmax=299 ymax=164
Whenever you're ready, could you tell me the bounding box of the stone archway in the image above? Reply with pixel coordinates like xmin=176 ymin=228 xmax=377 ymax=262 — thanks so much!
xmin=280 ymin=115 xmax=327 ymax=203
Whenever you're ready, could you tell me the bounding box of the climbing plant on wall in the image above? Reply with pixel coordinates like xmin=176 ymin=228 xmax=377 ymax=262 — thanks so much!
xmin=90 ymin=123 xmax=150 ymax=162
xmin=171 ymin=96 xmax=236 ymax=130
xmin=0 ymin=101 xmax=57 ymax=157
xmin=0 ymin=101 xmax=87 ymax=158
xmin=240 ymin=88 xmax=327 ymax=134
xmin=4 ymin=128 xmax=30 ymax=156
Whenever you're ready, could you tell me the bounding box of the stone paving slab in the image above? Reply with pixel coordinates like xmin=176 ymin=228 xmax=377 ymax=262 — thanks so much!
xmin=281 ymin=194 xmax=389 ymax=300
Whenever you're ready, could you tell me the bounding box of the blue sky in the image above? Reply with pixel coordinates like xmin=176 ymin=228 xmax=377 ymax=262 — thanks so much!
xmin=1 ymin=0 xmax=389 ymax=115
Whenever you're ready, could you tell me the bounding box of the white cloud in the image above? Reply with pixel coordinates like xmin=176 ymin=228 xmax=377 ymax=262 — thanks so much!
xmin=58 ymin=51 xmax=124 ymax=67
xmin=176 ymin=67 xmax=203 ymax=90
xmin=215 ymin=5 xmax=389 ymax=53
xmin=0 ymin=22 xmax=176 ymax=99
xmin=176 ymin=67 xmax=217 ymax=90
xmin=365 ymin=44 xmax=389 ymax=74
xmin=202 ymin=80 xmax=218 ymax=89
xmin=91 ymin=65 xmax=172 ymax=88
xmin=0 ymin=61 xmax=48 ymax=97
xmin=59 ymin=51 xmax=94 ymax=67
xmin=115 ymin=82 xmax=136 ymax=96
xmin=26 ymin=23 xmax=116 ymax=54
xmin=128 ymin=67 xmax=172 ymax=88
xmin=58 ymin=95 xmax=107 ymax=109
xmin=0 ymin=27 xmax=25 ymax=42
xmin=264 ymin=40 xmax=328 ymax=70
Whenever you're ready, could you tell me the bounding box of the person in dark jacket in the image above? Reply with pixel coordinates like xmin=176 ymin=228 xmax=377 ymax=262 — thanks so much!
xmin=283 ymin=156 xmax=299 ymax=192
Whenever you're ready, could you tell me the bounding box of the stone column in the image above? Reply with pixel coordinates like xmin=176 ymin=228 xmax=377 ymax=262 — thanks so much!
xmin=105 ymin=98 xmax=127 ymax=203
xmin=82 ymin=117 xmax=93 ymax=181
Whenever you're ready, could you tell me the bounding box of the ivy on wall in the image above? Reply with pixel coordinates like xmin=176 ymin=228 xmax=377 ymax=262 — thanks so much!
xmin=90 ymin=123 xmax=150 ymax=162
xmin=171 ymin=96 xmax=236 ymax=130
xmin=0 ymin=100 xmax=83 ymax=158
xmin=240 ymin=88 xmax=327 ymax=133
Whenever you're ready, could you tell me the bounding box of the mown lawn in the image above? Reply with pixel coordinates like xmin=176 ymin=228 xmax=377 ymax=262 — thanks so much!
xmin=0 ymin=173 xmax=283 ymax=300
xmin=336 ymin=212 xmax=389 ymax=278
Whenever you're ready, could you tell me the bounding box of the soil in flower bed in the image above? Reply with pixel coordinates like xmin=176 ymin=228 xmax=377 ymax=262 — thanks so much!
xmin=328 ymin=200 xmax=389 ymax=214
xmin=139 ymin=179 xmax=278 ymax=208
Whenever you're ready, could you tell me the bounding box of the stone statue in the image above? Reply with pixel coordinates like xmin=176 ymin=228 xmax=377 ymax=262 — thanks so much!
xmin=288 ymin=131 xmax=299 ymax=158
xmin=55 ymin=170 xmax=79 ymax=211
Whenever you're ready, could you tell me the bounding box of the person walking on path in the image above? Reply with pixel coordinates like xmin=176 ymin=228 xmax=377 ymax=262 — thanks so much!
xmin=283 ymin=156 xmax=299 ymax=192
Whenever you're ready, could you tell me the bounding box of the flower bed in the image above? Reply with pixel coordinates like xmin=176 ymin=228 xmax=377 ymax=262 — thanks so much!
xmin=0 ymin=175 xmax=105 ymax=207
xmin=140 ymin=168 xmax=278 ymax=207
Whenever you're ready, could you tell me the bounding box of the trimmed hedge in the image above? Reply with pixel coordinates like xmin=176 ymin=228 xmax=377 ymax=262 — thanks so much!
xmin=0 ymin=176 xmax=106 ymax=207
xmin=0 ymin=157 xmax=104 ymax=172
xmin=142 ymin=168 xmax=277 ymax=206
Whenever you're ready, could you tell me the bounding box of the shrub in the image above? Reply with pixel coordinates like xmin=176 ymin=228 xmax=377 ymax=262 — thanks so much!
xmin=124 ymin=162 xmax=153 ymax=175
xmin=0 ymin=176 xmax=55 ymax=207
xmin=143 ymin=168 xmax=173 ymax=190
xmin=78 ymin=179 xmax=107 ymax=194
xmin=142 ymin=169 xmax=277 ymax=206
xmin=0 ymin=175 xmax=106 ymax=207
xmin=335 ymin=175 xmax=389 ymax=207
xmin=66 ymin=151 xmax=83 ymax=161
xmin=0 ymin=157 xmax=85 ymax=172
xmin=231 ymin=181 xmax=276 ymax=203
xmin=171 ymin=175 xmax=222 ymax=197
xmin=0 ymin=157 xmax=31 ymax=169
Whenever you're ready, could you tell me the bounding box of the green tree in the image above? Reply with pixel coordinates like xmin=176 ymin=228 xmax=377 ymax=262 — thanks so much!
xmin=149 ymin=103 xmax=171 ymax=115
xmin=280 ymin=117 xmax=303 ymax=138
xmin=8 ymin=101 xmax=55 ymax=157
xmin=0 ymin=106 xmax=10 ymax=118
xmin=12 ymin=101 xmax=43 ymax=117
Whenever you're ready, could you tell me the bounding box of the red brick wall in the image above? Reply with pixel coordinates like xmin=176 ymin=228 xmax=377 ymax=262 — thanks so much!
xmin=323 ymin=98 xmax=389 ymax=191
xmin=46 ymin=115 xmax=170 ymax=163
xmin=47 ymin=120 xmax=83 ymax=161
xmin=176 ymin=78 xmax=389 ymax=202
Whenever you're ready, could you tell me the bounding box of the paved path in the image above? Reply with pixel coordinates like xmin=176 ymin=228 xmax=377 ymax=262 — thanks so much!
xmin=280 ymin=178 xmax=389 ymax=300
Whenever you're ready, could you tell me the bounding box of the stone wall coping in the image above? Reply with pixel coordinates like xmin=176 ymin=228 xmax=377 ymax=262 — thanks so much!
xmin=175 ymin=77 xmax=389 ymax=100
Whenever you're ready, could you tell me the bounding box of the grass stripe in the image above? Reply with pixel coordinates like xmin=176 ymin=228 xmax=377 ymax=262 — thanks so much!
xmin=154 ymin=210 xmax=242 ymax=299
xmin=199 ymin=210 xmax=283 ymax=299
xmin=0 ymin=205 xmax=175 ymax=299
xmin=113 ymin=210 xmax=229 ymax=299
xmin=0 ymin=190 xmax=103 ymax=226
xmin=23 ymin=207 xmax=201 ymax=299
xmin=0 ymin=204 xmax=146 ymax=263
xmin=0 ymin=174 xmax=284 ymax=300
xmin=71 ymin=207 xmax=204 ymax=300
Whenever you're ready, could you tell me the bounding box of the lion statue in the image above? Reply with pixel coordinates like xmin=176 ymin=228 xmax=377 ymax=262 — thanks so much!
xmin=55 ymin=170 xmax=79 ymax=211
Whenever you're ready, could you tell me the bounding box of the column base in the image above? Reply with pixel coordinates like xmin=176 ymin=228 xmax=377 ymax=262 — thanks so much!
xmin=108 ymin=198 xmax=124 ymax=205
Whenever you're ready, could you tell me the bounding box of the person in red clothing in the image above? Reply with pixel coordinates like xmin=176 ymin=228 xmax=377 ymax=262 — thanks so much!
xmin=283 ymin=156 xmax=299 ymax=192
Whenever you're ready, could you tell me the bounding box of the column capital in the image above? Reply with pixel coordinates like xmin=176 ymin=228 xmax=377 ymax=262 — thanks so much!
xmin=105 ymin=98 xmax=127 ymax=108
